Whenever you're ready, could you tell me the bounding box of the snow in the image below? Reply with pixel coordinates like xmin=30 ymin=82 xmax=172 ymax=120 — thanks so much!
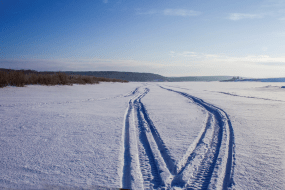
xmin=1 ymin=82 xmax=285 ymax=189
xmin=141 ymin=84 xmax=207 ymax=167
xmin=0 ymin=83 xmax=139 ymax=189
xmin=162 ymin=82 xmax=285 ymax=189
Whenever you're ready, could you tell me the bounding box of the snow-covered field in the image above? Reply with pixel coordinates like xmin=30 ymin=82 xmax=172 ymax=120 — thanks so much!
xmin=1 ymin=82 xmax=285 ymax=189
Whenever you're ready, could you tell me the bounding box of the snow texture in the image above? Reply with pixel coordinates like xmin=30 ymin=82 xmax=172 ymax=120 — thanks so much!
xmin=1 ymin=82 xmax=285 ymax=189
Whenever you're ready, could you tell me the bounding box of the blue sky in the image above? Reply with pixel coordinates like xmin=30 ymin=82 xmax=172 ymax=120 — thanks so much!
xmin=1 ymin=0 xmax=285 ymax=77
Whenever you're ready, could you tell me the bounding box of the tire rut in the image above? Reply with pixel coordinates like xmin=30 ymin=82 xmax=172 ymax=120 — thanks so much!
xmin=160 ymin=85 xmax=235 ymax=190
xmin=121 ymin=85 xmax=235 ymax=190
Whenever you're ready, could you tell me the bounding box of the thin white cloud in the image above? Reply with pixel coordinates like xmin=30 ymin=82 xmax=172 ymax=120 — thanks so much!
xmin=168 ymin=51 xmax=285 ymax=77
xmin=170 ymin=51 xmax=285 ymax=64
xmin=136 ymin=9 xmax=201 ymax=17
xmin=103 ymin=0 xmax=108 ymax=4
xmin=228 ymin=13 xmax=263 ymax=20
xmin=230 ymin=55 xmax=285 ymax=63
xmin=163 ymin=9 xmax=201 ymax=17
xmin=136 ymin=9 xmax=158 ymax=15
xmin=170 ymin=51 xmax=197 ymax=58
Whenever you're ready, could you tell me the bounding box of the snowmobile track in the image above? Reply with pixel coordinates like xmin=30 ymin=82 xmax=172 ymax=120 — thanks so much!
xmin=121 ymin=86 xmax=235 ymax=190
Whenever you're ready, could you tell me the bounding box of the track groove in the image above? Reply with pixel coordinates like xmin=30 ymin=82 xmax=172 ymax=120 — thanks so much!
xmin=136 ymin=106 xmax=163 ymax=189
xmin=140 ymin=102 xmax=177 ymax=175
xmin=121 ymin=85 xmax=235 ymax=189
xmin=122 ymin=100 xmax=132 ymax=189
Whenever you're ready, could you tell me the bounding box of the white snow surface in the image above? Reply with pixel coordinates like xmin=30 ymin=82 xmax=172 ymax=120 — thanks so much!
xmin=141 ymin=84 xmax=207 ymax=167
xmin=0 ymin=82 xmax=285 ymax=189
xmin=163 ymin=82 xmax=285 ymax=190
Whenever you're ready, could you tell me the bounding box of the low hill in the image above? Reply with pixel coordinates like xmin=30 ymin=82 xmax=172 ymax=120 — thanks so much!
xmin=168 ymin=76 xmax=233 ymax=82
xmin=222 ymin=77 xmax=285 ymax=82
xmin=64 ymin=71 xmax=233 ymax=82
xmin=255 ymin=78 xmax=285 ymax=82
xmin=64 ymin=71 xmax=168 ymax=82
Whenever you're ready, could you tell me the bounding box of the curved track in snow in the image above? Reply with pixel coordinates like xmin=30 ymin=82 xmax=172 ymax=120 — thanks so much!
xmin=216 ymin=91 xmax=285 ymax=102
xmin=121 ymin=85 xmax=235 ymax=189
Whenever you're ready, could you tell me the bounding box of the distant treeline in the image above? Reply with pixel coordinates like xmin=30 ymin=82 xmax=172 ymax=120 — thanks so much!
xmin=0 ymin=69 xmax=128 ymax=88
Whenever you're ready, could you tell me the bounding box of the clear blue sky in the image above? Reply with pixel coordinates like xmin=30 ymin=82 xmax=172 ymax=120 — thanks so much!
xmin=1 ymin=0 xmax=285 ymax=77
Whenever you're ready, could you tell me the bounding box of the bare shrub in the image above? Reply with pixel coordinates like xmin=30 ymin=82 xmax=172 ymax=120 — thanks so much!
xmin=0 ymin=70 xmax=128 ymax=88
xmin=82 ymin=76 xmax=92 ymax=84
xmin=43 ymin=74 xmax=52 ymax=85
xmin=38 ymin=74 xmax=53 ymax=85
xmin=9 ymin=71 xmax=25 ymax=87
xmin=57 ymin=72 xmax=68 ymax=85
xmin=26 ymin=73 xmax=38 ymax=84
xmin=0 ymin=71 xmax=9 ymax=88
xmin=75 ymin=75 xmax=85 ymax=84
